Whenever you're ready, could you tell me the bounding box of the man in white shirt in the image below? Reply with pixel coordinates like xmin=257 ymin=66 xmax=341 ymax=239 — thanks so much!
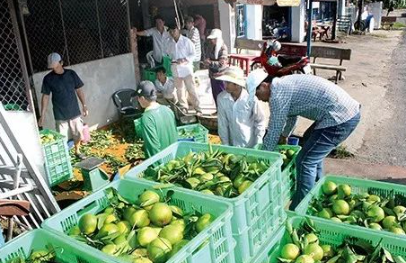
xmin=216 ymin=67 xmax=266 ymax=148
xmin=154 ymin=67 xmax=177 ymax=105
xmin=185 ymin=16 xmax=202 ymax=71
xmin=136 ymin=15 xmax=169 ymax=64
xmin=165 ymin=25 xmax=202 ymax=116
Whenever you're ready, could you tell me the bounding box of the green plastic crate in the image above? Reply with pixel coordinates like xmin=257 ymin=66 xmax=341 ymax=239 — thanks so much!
xmin=177 ymin=124 xmax=209 ymax=143
xmin=0 ymin=229 xmax=114 ymax=263
xmin=278 ymin=145 xmax=301 ymax=205
xmin=4 ymin=103 xmax=22 ymax=111
xmin=295 ymin=175 xmax=406 ymax=239
xmin=142 ymin=56 xmax=173 ymax=82
xmin=40 ymin=129 xmax=73 ymax=187
xmin=254 ymin=144 xmax=301 ymax=205
xmin=42 ymin=178 xmax=235 ymax=263
xmin=162 ymin=55 xmax=172 ymax=76
xmin=233 ymin=201 xmax=283 ymax=263
xmin=252 ymin=215 xmax=406 ymax=263
xmin=142 ymin=69 xmax=157 ymax=82
xmin=124 ymin=142 xmax=285 ymax=263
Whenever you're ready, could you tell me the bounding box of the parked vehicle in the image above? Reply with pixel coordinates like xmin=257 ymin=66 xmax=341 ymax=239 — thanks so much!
xmin=251 ymin=40 xmax=311 ymax=76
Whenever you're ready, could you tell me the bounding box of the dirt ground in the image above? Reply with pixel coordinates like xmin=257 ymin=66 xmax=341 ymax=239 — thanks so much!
xmin=292 ymin=30 xmax=405 ymax=157
xmin=354 ymin=31 xmax=406 ymax=167
xmin=195 ymin=29 xmax=406 ymax=169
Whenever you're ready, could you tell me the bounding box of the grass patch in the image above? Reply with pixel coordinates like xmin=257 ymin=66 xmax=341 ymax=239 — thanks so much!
xmin=393 ymin=22 xmax=406 ymax=29
xmin=329 ymin=145 xmax=355 ymax=159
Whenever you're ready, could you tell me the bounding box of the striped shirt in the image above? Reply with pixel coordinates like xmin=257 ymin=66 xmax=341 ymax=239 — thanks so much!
xmin=264 ymin=74 xmax=360 ymax=151
xmin=186 ymin=27 xmax=201 ymax=62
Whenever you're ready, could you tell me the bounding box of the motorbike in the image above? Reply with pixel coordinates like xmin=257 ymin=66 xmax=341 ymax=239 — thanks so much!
xmin=251 ymin=40 xmax=311 ymax=76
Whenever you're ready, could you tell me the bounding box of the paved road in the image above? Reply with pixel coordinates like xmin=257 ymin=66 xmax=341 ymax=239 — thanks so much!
xmin=356 ymin=31 xmax=406 ymax=167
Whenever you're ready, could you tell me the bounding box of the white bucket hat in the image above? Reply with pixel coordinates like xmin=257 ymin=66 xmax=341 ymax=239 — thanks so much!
xmin=207 ymin=29 xmax=223 ymax=39
xmin=215 ymin=66 xmax=246 ymax=87
xmin=246 ymin=69 xmax=269 ymax=102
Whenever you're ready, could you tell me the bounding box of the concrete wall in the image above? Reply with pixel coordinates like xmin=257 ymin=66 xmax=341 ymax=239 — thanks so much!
xmin=291 ymin=0 xmax=306 ymax=42
xmin=246 ymin=5 xmax=263 ymax=40
xmin=33 ymin=53 xmax=136 ymax=131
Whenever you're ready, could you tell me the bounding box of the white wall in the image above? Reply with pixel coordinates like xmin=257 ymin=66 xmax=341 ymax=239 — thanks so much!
xmin=33 ymin=53 xmax=137 ymax=131
xmin=0 ymin=111 xmax=46 ymax=181
xmin=218 ymin=0 xmax=236 ymax=52
xmin=291 ymin=0 xmax=306 ymax=42
xmin=246 ymin=5 xmax=263 ymax=40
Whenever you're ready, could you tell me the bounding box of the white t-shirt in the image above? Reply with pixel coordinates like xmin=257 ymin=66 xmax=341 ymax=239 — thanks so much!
xmin=164 ymin=35 xmax=196 ymax=78
xmin=154 ymin=77 xmax=175 ymax=99
xmin=217 ymin=89 xmax=266 ymax=148
xmin=145 ymin=27 xmax=170 ymax=63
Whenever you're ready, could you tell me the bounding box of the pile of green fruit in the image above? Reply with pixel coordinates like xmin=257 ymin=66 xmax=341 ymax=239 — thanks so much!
xmin=308 ymin=181 xmax=406 ymax=235
xmin=68 ymin=188 xmax=214 ymax=263
xmin=279 ymin=148 xmax=297 ymax=169
xmin=278 ymin=219 xmax=406 ymax=263
xmin=40 ymin=133 xmax=58 ymax=145
xmin=177 ymin=126 xmax=202 ymax=140
xmin=144 ymin=147 xmax=270 ymax=198
xmin=7 ymin=248 xmax=56 ymax=263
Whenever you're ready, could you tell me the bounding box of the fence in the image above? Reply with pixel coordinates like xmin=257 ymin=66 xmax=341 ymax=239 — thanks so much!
xmin=0 ymin=0 xmax=31 ymax=111
xmin=21 ymin=0 xmax=131 ymax=73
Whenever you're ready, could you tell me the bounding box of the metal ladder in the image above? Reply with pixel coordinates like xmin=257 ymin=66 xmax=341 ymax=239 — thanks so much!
xmin=0 ymin=105 xmax=60 ymax=242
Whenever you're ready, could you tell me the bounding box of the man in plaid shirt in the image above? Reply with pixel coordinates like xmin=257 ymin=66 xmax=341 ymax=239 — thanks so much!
xmin=247 ymin=70 xmax=361 ymax=209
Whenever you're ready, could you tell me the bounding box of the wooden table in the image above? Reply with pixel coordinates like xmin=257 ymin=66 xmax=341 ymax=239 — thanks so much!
xmin=228 ymin=54 xmax=258 ymax=75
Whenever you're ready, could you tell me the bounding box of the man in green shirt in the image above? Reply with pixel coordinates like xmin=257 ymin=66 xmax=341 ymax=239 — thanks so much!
xmin=136 ymin=81 xmax=178 ymax=157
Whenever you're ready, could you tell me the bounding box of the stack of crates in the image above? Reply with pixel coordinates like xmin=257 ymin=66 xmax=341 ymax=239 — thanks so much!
xmin=253 ymin=175 xmax=406 ymax=262
xmin=0 ymin=229 xmax=115 ymax=263
xmin=142 ymin=56 xmax=172 ymax=82
xmin=278 ymin=145 xmax=301 ymax=205
xmin=40 ymin=129 xmax=73 ymax=187
xmin=177 ymin=124 xmax=209 ymax=143
xmin=42 ymin=178 xmax=236 ymax=263
xmin=252 ymin=214 xmax=406 ymax=262
xmin=255 ymin=144 xmax=301 ymax=205
xmin=295 ymin=175 xmax=406 ymax=237
xmin=124 ymin=142 xmax=286 ymax=263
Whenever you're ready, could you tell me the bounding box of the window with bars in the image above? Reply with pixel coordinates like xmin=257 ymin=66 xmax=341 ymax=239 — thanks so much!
xmin=0 ymin=0 xmax=30 ymax=111
xmin=22 ymin=0 xmax=131 ymax=73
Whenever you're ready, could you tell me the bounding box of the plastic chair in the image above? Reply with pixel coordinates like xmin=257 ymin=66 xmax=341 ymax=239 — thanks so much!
xmin=112 ymin=89 xmax=143 ymax=119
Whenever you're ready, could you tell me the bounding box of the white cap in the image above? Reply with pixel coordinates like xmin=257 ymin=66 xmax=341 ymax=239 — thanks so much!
xmin=47 ymin=53 xmax=62 ymax=69
xmin=215 ymin=66 xmax=246 ymax=87
xmin=207 ymin=29 xmax=222 ymax=39
xmin=246 ymin=69 xmax=268 ymax=102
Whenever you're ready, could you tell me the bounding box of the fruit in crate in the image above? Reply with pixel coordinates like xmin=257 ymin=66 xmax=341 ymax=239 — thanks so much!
xmin=177 ymin=126 xmax=201 ymax=139
xmin=308 ymin=181 xmax=406 ymax=236
xmin=143 ymin=146 xmax=272 ymax=198
xmin=7 ymin=248 xmax=56 ymax=263
xmin=277 ymin=219 xmax=406 ymax=262
xmin=279 ymin=148 xmax=297 ymax=168
xmin=68 ymin=188 xmax=215 ymax=262
xmin=40 ymin=133 xmax=57 ymax=145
